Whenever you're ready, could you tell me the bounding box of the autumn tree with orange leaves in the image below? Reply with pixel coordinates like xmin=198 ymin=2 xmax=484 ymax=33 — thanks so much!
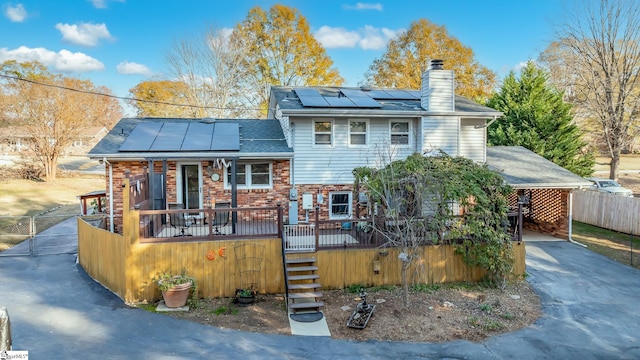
xmin=363 ymin=19 xmax=496 ymax=102
xmin=0 ymin=60 xmax=122 ymax=181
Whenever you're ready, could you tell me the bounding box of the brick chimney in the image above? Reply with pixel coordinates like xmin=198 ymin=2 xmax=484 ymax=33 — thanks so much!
xmin=421 ymin=59 xmax=454 ymax=112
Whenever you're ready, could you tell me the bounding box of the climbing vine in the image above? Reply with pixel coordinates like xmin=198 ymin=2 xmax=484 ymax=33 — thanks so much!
xmin=354 ymin=152 xmax=514 ymax=302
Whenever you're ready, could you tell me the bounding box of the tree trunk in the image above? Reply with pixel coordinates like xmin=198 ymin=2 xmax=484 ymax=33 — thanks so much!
xmin=609 ymin=153 xmax=620 ymax=181
xmin=401 ymin=261 xmax=409 ymax=308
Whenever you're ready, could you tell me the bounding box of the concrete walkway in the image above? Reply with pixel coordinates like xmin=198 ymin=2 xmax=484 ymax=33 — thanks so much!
xmin=1 ymin=222 xmax=640 ymax=359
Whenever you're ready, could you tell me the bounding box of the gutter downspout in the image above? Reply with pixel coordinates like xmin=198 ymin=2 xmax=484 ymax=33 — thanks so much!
xmin=568 ymin=190 xmax=587 ymax=248
xmin=103 ymin=157 xmax=115 ymax=233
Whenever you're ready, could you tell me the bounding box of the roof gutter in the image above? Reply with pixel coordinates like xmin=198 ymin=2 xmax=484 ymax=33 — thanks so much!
xmin=278 ymin=109 xmax=502 ymax=118
xmin=89 ymin=152 xmax=294 ymax=161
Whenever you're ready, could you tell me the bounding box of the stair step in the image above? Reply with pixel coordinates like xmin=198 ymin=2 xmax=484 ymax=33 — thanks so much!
xmin=287 ymin=274 xmax=319 ymax=281
xmin=286 ymin=266 xmax=318 ymax=272
xmin=289 ymin=301 xmax=324 ymax=310
xmin=288 ymin=292 xmax=323 ymax=300
xmin=288 ymin=283 xmax=321 ymax=290
xmin=285 ymin=257 xmax=316 ymax=264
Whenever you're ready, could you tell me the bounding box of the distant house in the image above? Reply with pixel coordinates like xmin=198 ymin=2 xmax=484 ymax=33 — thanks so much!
xmin=0 ymin=126 xmax=108 ymax=156
xmin=88 ymin=60 xmax=590 ymax=239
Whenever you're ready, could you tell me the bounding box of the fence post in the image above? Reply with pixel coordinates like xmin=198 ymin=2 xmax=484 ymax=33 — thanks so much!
xmin=315 ymin=206 xmax=320 ymax=250
xmin=29 ymin=216 xmax=35 ymax=256
xmin=276 ymin=203 xmax=283 ymax=239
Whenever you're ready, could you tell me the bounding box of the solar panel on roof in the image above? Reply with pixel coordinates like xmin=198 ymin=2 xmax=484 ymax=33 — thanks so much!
xmin=119 ymin=121 xmax=240 ymax=152
xmin=350 ymin=96 xmax=383 ymax=108
xmin=181 ymin=123 xmax=214 ymax=151
xmin=210 ymin=123 xmax=240 ymax=150
xmin=339 ymin=89 xmax=372 ymax=98
xmin=363 ymin=89 xmax=394 ymax=99
xmin=293 ymin=88 xmax=322 ymax=96
xmin=298 ymin=95 xmax=331 ymax=107
xmin=324 ymin=96 xmax=356 ymax=107
xmin=119 ymin=122 xmax=163 ymax=151
xmin=149 ymin=122 xmax=189 ymax=151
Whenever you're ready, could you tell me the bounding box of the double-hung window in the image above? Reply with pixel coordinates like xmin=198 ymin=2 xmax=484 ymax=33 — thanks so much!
xmin=349 ymin=120 xmax=368 ymax=146
xmin=314 ymin=120 xmax=332 ymax=145
xmin=226 ymin=162 xmax=272 ymax=189
xmin=329 ymin=192 xmax=352 ymax=219
xmin=390 ymin=121 xmax=410 ymax=145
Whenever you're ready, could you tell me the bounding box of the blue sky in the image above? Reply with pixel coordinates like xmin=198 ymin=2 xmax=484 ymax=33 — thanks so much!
xmin=1 ymin=0 xmax=567 ymax=113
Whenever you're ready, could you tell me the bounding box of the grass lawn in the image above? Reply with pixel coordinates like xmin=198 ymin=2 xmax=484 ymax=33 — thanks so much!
xmin=595 ymin=154 xmax=640 ymax=172
xmin=572 ymin=221 xmax=640 ymax=269
xmin=0 ymin=175 xmax=105 ymax=250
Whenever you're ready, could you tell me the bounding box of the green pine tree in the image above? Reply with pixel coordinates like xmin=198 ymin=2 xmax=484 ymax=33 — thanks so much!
xmin=487 ymin=61 xmax=594 ymax=177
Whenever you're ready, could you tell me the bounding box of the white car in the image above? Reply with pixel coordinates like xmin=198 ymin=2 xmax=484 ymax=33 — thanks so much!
xmin=586 ymin=177 xmax=634 ymax=197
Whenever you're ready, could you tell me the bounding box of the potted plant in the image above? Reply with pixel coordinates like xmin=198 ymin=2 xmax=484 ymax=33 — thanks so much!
xmin=157 ymin=272 xmax=197 ymax=308
xmin=234 ymin=286 xmax=256 ymax=305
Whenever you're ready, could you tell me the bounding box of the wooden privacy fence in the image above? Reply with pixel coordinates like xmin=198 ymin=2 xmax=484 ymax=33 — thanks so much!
xmin=79 ymin=209 xmax=526 ymax=304
xmin=572 ymin=191 xmax=640 ymax=236
xmin=76 ymin=177 xmax=527 ymax=304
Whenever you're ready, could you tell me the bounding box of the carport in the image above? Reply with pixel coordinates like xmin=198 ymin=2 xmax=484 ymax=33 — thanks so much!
xmin=486 ymin=146 xmax=592 ymax=240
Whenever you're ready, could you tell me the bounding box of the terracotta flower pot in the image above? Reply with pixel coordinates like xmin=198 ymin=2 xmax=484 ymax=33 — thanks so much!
xmin=161 ymin=281 xmax=192 ymax=308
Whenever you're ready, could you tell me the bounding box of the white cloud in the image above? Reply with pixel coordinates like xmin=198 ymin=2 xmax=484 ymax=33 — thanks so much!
xmin=55 ymin=22 xmax=113 ymax=47
xmin=315 ymin=25 xmax=402 ymax=50
xmin=117 ymin=61 xmax=153 ymax=76
xmin=342 ymin=2 xmax=383 ymax=11
xmin=88 ymin=0 xmax=124 ymax=9
xmin=359 ymin=25 xmax=402 ymax=50
xmin=5 ymin=3 xmax=27 ymax=22
xmin=315 ymin=26 xmax=360 ymax=48
xmin=0 ymin=46 xmax=105 ymax=73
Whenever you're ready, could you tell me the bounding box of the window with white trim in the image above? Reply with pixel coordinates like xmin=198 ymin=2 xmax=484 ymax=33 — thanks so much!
xmin=390 ymin=121 xmax=410 ymax=145
xmin=329 ymin=192 xmax=352 ymax=219
xmin=349 ymin=120 xmax=367 ymax=146
xmin=314 ymin=120 xmax=332 ymax=145
xmin=225 ymin=162 xmax=272 ymax=189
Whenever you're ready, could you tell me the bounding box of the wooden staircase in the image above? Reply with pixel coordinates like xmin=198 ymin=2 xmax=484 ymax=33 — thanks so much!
xmin=285 ymin=257 xmax=324 ymax=314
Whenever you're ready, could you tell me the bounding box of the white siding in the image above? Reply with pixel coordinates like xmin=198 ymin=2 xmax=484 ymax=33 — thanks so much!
xmin=459 ymin=119 xmax=486 ymax=162
xmin=421 ymin=70 xmax=455 ymax=112
xmin=421 ymin=116 xmax=459 ymax=156
xmin=292 ymin=117 xmax=419 ymax=184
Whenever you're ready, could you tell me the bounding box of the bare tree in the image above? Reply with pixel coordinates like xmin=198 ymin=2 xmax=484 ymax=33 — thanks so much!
xmin=544 ymin=0 xmax=640 ymax=180
xmin=165 ymin=26 xmax=253 ymax=118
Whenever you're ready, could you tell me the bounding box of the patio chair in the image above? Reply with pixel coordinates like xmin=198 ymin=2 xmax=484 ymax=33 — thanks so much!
xmin=212 ymin=202 xmax=230 ymax=235
xmin=168 ymin=203 xmax=193 ymax=237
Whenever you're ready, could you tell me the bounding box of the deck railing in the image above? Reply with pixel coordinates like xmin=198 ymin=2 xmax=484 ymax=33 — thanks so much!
xmin=138 ymin=205 xmax=283 ymax=243
xmin=137 ymin=204 xmax=522 ymax=247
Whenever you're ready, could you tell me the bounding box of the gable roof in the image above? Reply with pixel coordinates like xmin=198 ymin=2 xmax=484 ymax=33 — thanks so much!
xmin=270 ymin=86 xmax=501 ymax=117
xmin=88 ymin=118 xmax=292 ymax=160
xmin=486 ymin=146 xmax=592 ymax=189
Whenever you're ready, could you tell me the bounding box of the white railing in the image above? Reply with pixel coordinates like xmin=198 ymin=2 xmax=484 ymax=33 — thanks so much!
xmin=283 ymin=224 xmax=315 ymax=252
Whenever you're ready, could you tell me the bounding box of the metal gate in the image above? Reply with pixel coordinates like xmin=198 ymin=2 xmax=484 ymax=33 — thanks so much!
xmin=0 ymin=214 xmax=84 ymax=256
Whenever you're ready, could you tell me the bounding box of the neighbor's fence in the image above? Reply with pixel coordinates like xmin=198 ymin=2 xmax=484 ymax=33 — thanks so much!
xmin=572 ymin=190 xmax=640 ymax=236
xmin=0 ymin=214 xmax=104 ymax=256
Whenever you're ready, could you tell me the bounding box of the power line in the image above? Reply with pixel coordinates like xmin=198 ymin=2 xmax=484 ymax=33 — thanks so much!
xmin=0 ymin=73 xmax=269 ymax=112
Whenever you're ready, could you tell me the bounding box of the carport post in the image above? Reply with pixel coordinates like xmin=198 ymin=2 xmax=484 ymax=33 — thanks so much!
xmin=568 ymin=190 xmax=587 ymax=247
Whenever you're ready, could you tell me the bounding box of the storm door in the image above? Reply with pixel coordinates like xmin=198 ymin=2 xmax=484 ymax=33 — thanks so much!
xmin=178 ymin=164 xmax=202 ymax=215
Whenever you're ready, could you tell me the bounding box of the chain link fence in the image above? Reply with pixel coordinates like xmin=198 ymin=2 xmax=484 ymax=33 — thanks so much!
xmin=0 ymin=213 xmax=81 ymax=257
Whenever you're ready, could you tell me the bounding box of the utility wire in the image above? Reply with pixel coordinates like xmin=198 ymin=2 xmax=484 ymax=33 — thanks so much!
xmin=0 ymin=73 xmax=270 ymax=112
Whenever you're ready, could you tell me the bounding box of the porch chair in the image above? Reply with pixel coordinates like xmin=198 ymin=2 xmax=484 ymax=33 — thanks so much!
xmin=168 ymin=203 xmax=193 ymax=237
xmin=212 ymin=202 xmax=230 ymax=235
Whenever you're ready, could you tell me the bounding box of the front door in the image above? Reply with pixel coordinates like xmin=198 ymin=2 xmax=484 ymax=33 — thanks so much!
xmin=178 ymin=163 xmax=202 ymax=214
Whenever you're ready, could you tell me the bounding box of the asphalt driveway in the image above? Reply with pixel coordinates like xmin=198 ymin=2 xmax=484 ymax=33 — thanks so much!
xmin=1 ymin=226 xmax=639 ymax=359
